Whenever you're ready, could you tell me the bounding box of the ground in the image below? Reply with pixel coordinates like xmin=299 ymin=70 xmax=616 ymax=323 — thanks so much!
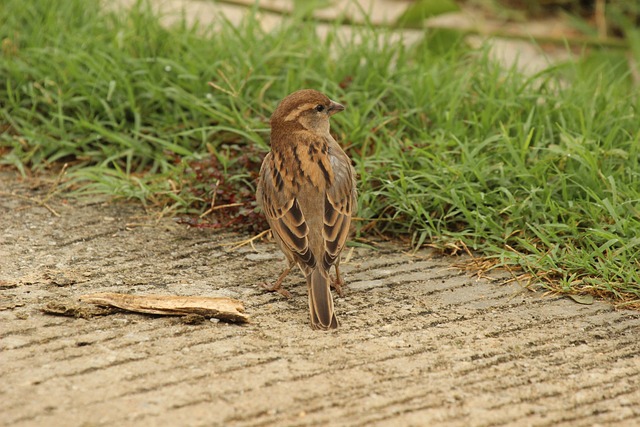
xmin=1 ymin=170 xmax=640 ymax=427
xmin=2 ymin=3 xmax=640 ymax=425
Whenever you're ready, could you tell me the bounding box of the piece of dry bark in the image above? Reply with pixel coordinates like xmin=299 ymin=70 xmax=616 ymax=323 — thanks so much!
xmin=42 ymin=301 xmax=117 ymax=319
xmin=79 ymin=293 xmax=249 ymax=323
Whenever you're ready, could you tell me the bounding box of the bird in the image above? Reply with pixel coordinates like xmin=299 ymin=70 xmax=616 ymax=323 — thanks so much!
xmin=257 ymin=89 xmax=357 ymax=330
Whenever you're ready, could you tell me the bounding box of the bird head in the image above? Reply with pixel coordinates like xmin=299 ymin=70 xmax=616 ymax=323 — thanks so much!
xmin=270 ymin=89 xmax=344 ymax=134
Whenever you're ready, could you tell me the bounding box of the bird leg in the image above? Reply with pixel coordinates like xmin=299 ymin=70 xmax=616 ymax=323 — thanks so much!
xmin=260 ymin=265 xmax=293 ymax=298
xmin=331 ymin=264 xmax=345 ymax=297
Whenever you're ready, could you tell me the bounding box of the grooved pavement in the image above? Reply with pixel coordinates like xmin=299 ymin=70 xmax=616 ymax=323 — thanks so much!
xmin=1 ymin=172 xmax=639 ymax=426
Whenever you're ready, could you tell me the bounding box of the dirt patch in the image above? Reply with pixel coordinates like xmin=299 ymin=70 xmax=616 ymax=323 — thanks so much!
xmin=1 ymin=170 xmax=639 ymax=427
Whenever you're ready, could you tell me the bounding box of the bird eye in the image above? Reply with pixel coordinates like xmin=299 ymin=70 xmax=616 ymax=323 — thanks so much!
xmin=315 ymin=104 xmax=325 ymax=112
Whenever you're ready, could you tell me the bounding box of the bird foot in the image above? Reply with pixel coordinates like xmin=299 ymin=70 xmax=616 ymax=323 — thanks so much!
xmin=260 ymin=282 xmax=292 ymax=299
xmin=331 ymin=277 xmax=345 ymax=298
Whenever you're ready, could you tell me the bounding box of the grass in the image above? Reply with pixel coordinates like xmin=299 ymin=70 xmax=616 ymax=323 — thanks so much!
xmin=1 ymin=0 xmax=640 ymax=307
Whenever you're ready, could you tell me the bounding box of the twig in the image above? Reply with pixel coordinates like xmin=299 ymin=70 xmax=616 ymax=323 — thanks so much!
xmin=459 ymin=240 xmax=483 ymax=270
xmin=43 ymin=163 xmax=68 ymax=205
xmin=211 ymin=202 xmax=244 ymax=211
xmin=467 ymin=25 xmax=629 ymax=50
xmin=211 ymin=0 xmax=630 ymax=49
xmin=501 ymin=262 xmax=526 ymax=288
xmin=0 ymin=191 xmax=61 ymax=217
xmin=199 ymin=179 xmax=220 ymax=218
xmin=0 ymin=163 xmax=69 ymax=217
xmin=222 ymin=229 xmax=271 ymax=251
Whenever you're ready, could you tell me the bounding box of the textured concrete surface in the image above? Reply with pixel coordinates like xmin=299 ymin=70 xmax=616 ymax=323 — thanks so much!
xmin=2 ymin=171 xmax=639 ymax=426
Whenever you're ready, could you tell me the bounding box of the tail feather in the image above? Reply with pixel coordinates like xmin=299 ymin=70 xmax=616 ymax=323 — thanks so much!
xmin=308 ymin=268 xmax=338 ymax=330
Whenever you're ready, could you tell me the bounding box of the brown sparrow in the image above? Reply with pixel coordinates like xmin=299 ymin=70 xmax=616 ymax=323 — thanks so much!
xmin=257 ymin=89 xmax=357 ymax=330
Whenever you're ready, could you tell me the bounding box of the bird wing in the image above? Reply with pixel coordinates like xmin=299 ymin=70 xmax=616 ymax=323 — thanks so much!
xmin=322 ymin=148 xmax=357 ymax=270
xmin=258 ymin=152 xmax=316 ymax=268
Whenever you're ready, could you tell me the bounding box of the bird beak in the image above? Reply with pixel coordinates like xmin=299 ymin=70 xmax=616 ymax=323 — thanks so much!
xmin=328 ymin=100 xmax=345 ymax=116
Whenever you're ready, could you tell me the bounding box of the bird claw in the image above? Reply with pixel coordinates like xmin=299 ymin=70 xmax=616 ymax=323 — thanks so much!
xmin=331 ymin=277 xmax=345 ymax=298
xmin=260 ymin=282 xmax=293 ymax=299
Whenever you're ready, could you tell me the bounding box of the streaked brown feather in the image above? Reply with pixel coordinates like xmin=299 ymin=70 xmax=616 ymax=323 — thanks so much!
xmin=257 ymin=89 xmax=356 ymax=330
